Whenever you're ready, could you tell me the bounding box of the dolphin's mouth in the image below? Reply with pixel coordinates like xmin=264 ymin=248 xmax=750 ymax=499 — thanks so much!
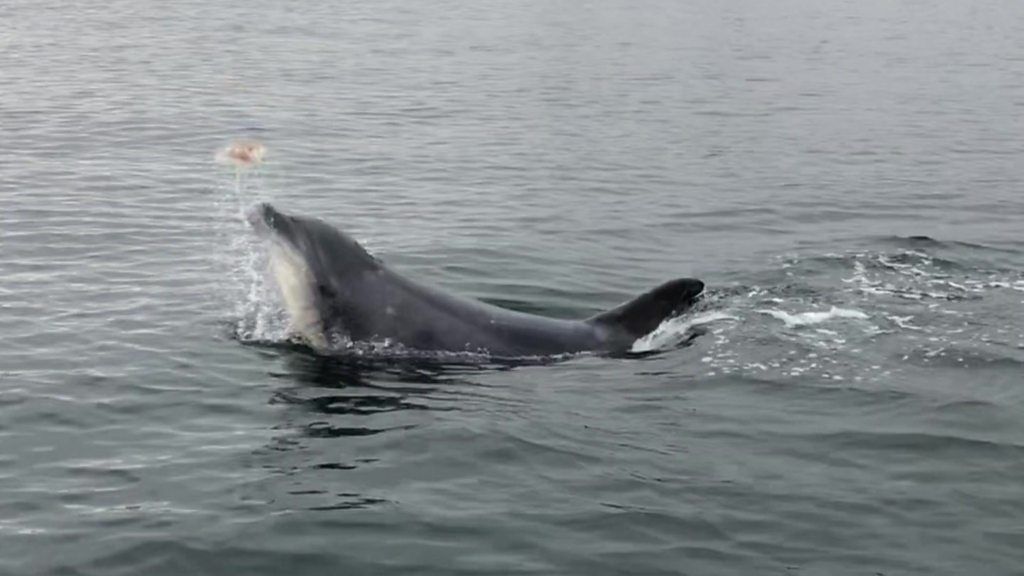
xmin=247 ymin=202 xmax=283 ymax=238
xmin=247 ymin=202 xmax=304 ymax=260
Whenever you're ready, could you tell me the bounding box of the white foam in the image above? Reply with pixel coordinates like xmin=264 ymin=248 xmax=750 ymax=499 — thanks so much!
xmin=631 ymin=310 xmax=739 ymax=353
xmin=758 ymin=306 xmax=868 ymax=328
xmin=888 ymin=314 xmax=924 ymax=331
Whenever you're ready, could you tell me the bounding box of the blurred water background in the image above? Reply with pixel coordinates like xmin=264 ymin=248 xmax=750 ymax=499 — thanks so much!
xmin=2 ymin=0 xmax=1024 ymax=574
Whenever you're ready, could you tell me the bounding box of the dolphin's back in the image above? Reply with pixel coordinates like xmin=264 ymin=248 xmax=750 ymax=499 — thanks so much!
xmin=342 ymin=265 xmax=607 ymax=356
xmin=336 ymin=263 xmax=702 ymax=357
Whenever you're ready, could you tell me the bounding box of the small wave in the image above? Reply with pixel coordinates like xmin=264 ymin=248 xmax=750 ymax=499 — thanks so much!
xmin=237 ymin=331 xmax=580 ymax=368
xmin=842 ymin=255 xmax=983 ymax=301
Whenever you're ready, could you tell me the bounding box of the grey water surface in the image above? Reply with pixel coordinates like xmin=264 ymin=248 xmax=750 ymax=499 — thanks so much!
xmin=2 ymin=0 xmax=1024 ymax=574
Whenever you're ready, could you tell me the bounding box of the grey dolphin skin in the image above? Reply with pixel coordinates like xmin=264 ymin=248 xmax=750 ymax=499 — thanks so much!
xmin=250 ymin=203 xmax=704 ymax=357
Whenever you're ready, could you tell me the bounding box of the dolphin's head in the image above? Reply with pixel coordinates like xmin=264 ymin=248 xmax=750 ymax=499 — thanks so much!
xmin=248 ymin=202 xmax=320 ymax=240
xmin=249 ymin=202 xmax=378 ymax=269
xmin=248 ymin=203 xmax=379 ymax=348
xmin=249 ymin=202 xmax=329 ymax=252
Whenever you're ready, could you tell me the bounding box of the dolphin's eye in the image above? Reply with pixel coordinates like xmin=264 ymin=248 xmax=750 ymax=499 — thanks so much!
xmin=317 ymin=283 xmax=334 ymax=299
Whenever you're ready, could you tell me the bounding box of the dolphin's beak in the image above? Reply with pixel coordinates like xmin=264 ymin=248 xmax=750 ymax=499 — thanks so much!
xmin=247 ymin=202 xmax=283 ymax=237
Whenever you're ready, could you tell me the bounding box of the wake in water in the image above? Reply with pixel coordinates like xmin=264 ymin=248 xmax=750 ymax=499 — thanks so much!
xmin=678 ymin=238 xmax=1024 ymax=382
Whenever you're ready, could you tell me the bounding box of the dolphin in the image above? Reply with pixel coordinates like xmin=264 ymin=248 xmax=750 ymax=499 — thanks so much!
xmin=248 ymin=203 xmax=704 ymax=358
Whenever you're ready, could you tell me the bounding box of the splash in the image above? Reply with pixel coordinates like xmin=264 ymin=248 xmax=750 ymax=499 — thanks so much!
xmin=211 ymin=140 xmax=286 ymax=343
xmin=631 ymin=310 xmax=739 ymax=353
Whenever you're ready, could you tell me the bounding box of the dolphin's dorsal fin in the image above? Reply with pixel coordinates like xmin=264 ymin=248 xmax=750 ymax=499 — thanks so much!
xmin=587 ymin=278 xmax=704 ymax=338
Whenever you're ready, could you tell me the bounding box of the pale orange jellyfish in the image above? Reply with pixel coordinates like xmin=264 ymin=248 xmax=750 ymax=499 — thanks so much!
xmin=216 ymin=140 xmax=266 ymax=168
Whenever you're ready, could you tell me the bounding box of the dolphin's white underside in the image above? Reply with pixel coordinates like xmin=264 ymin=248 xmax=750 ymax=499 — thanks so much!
xmin=269 ymin=241 xmax=327 ymax=348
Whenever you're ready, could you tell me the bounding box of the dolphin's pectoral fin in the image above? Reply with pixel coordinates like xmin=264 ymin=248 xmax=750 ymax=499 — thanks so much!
xmin=587 ymin=278 xmax=704 ymax=340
